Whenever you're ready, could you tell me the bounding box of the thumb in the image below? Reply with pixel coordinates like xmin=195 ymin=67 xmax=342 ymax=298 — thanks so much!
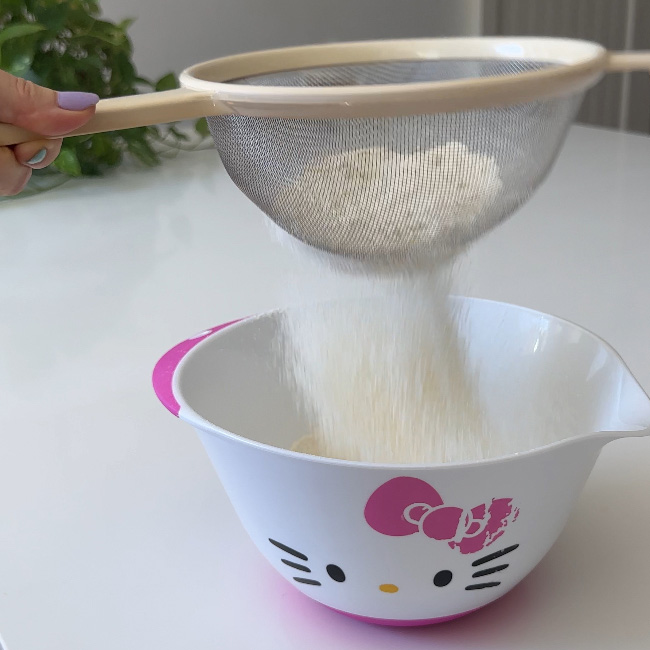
xmin=0 ymin=69 xmax=98 ymax=137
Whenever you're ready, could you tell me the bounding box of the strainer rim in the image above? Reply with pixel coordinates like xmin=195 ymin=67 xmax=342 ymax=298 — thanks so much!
xmin=180 ymin=36 xmax=607 ymax=117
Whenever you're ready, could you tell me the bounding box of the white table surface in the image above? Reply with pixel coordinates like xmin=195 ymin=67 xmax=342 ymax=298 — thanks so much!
xmin=1 ymin=125 xmax=649 ymax=650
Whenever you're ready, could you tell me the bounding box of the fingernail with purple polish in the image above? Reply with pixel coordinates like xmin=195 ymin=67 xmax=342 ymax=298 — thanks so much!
xmin=57 ymin=91 xmax=100 ymax=111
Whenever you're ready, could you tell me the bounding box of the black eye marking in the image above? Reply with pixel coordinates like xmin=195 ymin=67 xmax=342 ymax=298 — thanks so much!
xmin=269 ymin=538 xmax=308 ymax=561
xmin=282 ymin=559 xmax=311 ymax=573
xmin=326 ymin=564 xmax=346 ymax=582
xmin=471 ymin=544 xmax=519 ymax=567
xmin=293 ymin=577 xmax=321 ymax=586
xmin=465 ymin=582 xmax=501 ymax=590
xmin=472 ymin=564 xmax=509 ymax=578
xmin=433 ymin=570 xmax=453 ymax=587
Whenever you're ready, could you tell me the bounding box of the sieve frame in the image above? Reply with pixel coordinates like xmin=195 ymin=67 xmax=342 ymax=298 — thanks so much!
xmin=180 ymin=37 xmax=608 ymax=118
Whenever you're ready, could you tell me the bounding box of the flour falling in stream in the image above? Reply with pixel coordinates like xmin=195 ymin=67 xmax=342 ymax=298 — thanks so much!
xmin=276 ymin=142 xmax=515 ymax=464
xmin=283 ymin=270 xmax=496 ymax=464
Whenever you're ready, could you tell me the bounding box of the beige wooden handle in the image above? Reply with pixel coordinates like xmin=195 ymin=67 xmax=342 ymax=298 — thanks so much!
xmin=0 ymin=88 xmax=230 ymax=147
xmin=607 ymin=51 xmax=650 ymax=72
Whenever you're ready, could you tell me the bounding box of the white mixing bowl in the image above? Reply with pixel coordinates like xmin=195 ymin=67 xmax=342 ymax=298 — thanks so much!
xmin=153 ymin=298 xmax=650 ymax=625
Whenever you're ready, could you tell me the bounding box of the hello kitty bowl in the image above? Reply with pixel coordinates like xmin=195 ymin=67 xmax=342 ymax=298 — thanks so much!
xmin=152 ymin=297 xmax=650 ymax=626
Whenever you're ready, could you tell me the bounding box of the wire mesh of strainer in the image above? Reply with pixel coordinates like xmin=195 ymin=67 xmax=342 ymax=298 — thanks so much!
xmin=208 ymin=60 xmax=583 ymax=263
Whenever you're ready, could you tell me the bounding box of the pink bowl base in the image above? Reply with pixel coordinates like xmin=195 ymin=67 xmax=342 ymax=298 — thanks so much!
xmin=326 ymin=605 xmax=480 ymax=627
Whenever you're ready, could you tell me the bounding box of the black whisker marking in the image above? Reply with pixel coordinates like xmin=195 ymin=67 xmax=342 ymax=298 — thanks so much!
xmin=282 ymin=559 xmax=311 ymax=572
xmin=465 ymin=582 xmax=501 ymax=590
xmin=293 ymin=577 xmax=321 ymax=586
xmin=472 ymin=544 xmax=519 ymax=567
xmin=269 ymin=538 xmax=308 ymax=561
xmin=472 ymin=564 xmax=509 ymax=578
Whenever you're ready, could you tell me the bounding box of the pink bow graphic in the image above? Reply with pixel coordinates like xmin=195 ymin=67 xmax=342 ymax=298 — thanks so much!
xmin=364 ymin=477 xmax=519 ymax=555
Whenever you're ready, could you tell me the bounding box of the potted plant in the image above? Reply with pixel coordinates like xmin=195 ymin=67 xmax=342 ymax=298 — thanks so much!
xmin=0 ymin=0 xmax=208 ymax=195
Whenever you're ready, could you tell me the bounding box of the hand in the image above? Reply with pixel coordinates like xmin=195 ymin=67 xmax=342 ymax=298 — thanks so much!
xmin=0 ymin=69 xmax=98 ymax=196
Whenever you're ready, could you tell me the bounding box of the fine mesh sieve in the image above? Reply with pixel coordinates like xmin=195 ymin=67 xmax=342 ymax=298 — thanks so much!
xmin=2 ymin=37 xmax=648 ymax=263
xmin=208 ymin=59 xmax=583 ymax=263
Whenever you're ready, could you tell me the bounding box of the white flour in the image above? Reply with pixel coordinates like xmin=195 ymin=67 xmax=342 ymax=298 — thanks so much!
xmin=283 ymin=269 xmax=497 ymax=464
xmin=276 ymin=143 xmax=509 ymax=464
xmin=275 ymin=141 xmax=503 ymax=256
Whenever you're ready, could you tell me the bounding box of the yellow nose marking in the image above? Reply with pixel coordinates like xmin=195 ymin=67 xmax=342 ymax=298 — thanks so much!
xmin=379 ymin=584 xmax=399 ymax=593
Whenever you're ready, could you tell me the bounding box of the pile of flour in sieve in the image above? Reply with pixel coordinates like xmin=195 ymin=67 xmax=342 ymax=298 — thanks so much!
xmin=274 ymin=141 xmax=503 ymax=257
xmin=276 ymin=142 xmax=509 ymax=464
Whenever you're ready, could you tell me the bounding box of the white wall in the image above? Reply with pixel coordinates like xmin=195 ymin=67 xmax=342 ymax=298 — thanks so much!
xmin=100 ymin=0 xmax=482 ymax=79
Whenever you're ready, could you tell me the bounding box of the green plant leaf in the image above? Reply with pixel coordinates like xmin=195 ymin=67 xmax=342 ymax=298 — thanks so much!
xmin=80 ymin=53 xmax=105 ymax=71
xmin=3 ymin=50 xmax=34 ymax=77
xmin=0 ymin=23 xmax=46 ymax=47
xmin=195 ymin=118 xmax=210 ymax=138
xmin=0 ymin=1 xmax=197 ymax=194
xmin=0 ymin=0 xmax=25 ymax=16
xmin=135 ymin=76 xmax=153 ymax=87
xmin=127 ymin=139 xmax=160 ymax=167
xmin=87 ymin=20 xmax=130 ymax=47
xmin=35 ymin=6 xmax=69 ymax=31
xmin=53 ymin=147 xmax=82 ymax=177
xmin=155 ymin=72 xmax=177 ymax=92
xmin=0 ymin=23 xmax=45 ymax=67
xmin=118 ymin=18 xmax=136 ymax=31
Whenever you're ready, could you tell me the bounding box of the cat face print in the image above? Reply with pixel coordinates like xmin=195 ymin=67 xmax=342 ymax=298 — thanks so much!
xmin=266 ymin=476 xmax=521 ymax=622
